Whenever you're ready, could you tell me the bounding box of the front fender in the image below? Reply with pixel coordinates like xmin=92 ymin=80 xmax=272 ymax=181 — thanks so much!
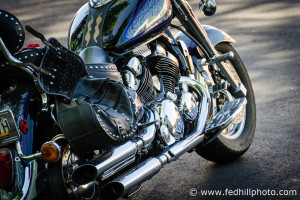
xmin=202 ymin=25 xmax=235 ymax=46
xmin=174 ymin=25 xmax=235 ymax=55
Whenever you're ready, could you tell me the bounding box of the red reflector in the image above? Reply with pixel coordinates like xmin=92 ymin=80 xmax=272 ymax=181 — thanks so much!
xmin=20 ymin=120 xmax=29 ymax=134
xmin=0 ymin=148 xmax=13 ymax=189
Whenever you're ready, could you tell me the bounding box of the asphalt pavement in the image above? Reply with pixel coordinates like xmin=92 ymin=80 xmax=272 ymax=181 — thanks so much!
xmin=2 ymin=0 xmax=300 ymax=199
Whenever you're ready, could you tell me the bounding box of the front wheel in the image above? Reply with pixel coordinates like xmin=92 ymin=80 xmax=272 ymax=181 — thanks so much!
xmin=196 ymin=43 xmax=256 ymax=163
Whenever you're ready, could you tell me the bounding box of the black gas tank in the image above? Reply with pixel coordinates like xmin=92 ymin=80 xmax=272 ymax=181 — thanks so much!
xmin=68 ymin=0 xmax=172 ymax=53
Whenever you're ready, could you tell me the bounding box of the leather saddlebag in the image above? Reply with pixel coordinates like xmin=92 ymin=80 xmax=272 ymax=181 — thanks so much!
xmin=56 ymin=77 xmax=137 ymax=153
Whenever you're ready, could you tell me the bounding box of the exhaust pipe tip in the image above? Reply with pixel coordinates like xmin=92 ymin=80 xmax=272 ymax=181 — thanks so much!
xmin=71 ymin=164 xmax=97 ymax=186
xmin=100 ymin=182 xmax=124 ymax=200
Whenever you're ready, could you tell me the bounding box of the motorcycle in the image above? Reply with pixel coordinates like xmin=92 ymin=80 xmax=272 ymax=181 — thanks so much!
xmin=0 ymin=0 xmax=256 ymax=199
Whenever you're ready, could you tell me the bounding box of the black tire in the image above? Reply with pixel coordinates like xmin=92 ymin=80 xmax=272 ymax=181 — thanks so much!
xmin=47 ymin=143 xmax=70 ymax=200
xmin=47 ymin=162 xmax=70 ymax=200
xmin=195 ymin=43 xmax=256 ymax=163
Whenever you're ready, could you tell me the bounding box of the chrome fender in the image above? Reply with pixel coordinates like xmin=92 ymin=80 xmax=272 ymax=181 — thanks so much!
xmin=174 ymin=25 xmax=235 ymax=54
xmin=202 ymin=25 xmax=235 ymax=46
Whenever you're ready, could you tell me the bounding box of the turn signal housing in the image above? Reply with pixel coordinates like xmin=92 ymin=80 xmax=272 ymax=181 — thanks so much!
xmin=0 ymin=148 xmax=13 ymax=189
xmin=41 ymin=141 xmax=61 ymax=163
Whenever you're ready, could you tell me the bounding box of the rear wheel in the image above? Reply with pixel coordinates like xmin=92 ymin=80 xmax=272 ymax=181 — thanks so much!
xmin=195 ymin=43 xmax=256 ymax=163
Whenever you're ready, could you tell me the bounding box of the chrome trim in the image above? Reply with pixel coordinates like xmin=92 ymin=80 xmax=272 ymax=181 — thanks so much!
xmin=93 ymin=142 xmax=137 ymax=178
xmin=205 ymin=97 xmax=246 ymax=133
xmin=159 ymin=99 xmax=181 ymax=138
xmin=0 ymin=37 xmax=23 ymax=64
xmin=101 ymin=156 xmax=135 ymax=180
xmin=219 ymin=90 xmax=233 ymax=102
xmin=124 ymin=70 xmax=136 ymax=90
xmin=177 ymin=40 xmax=194 ymax=74
xmin=167 ymin=51 xmax=179 ymax=66
xmin=222 ymin=112 xmax=246 ymax=140
xmin=180 ymin=92 xmax=197 ymax=113
xmin=50 ymin=104 xmax=59 ymax=125
xmin=135 ymin=108 xmax=157 ymax=148
xmin=17 ymin=160 xmax=38 ymax=200
xmin=51 ymin=134 xmax=65 ymax=142
xmin=41 ymin=92 xmax=48 ymax=112
xmin=132 ymin=45 xmax=151 ymax=57
xmin=71 ymin=141 xmax=138 ymax=185
xmin=90 ymin=0 xmax=113 ymax=8
xmin=166 ymin=91 xmax=177 ymax=102
xmin=159 ymin=124 xmax=176 ymax=145
xmin=164 ymin=76 xmax=210 ymax=161
xmin=152 ymin=75 xmax=161 ymax=91
xmin=100 ymin=158 xmax=162 ymax=200
xmin=79 ymin=46 xmax=112 ymax=64
xmin=153 ymin=44 xmax=166 ymax=57
xmin=127 ymin=57 xmax=143 ymax=76
xmin=0 ymin=37 xmax=46 ymax=78
xmin=199 ymin=0 xmax=216 ymax=16
xmin=72 ymin=182 xmax=95 ymax=199
xmin=180 ymin=92 xmax=198 ymax=121
xmin=16 ymin=142 xmax=41 ymax=161
xmin=202 ymin=25 xmax=236 ymax=46
xmin=177 ymin=40 xmax=189 ymax=57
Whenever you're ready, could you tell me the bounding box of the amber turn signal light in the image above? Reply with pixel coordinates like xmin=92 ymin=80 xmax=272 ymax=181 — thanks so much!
xmin=41 ymin=141 xmax=61 ymax=163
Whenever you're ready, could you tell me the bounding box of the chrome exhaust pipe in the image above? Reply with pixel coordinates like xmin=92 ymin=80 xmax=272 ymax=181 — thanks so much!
xmin=71 ymin=108 xmax=157 ymax=186
xmin=100 ymin=77 xmax=210 ymax=199
xmin=100 ymin=158 xmax=162 ymax=200
xmin=71 ymin=142 xmax=137 ymax=186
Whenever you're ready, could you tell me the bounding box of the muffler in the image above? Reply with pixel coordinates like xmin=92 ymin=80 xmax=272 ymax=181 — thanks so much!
xmin=100 ymin=158 xmax=162 ymax=200
xmin=71 ymin=141 xmax=137 ymax=186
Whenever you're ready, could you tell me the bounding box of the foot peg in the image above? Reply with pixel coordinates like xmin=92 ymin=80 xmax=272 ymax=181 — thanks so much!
xmin=197 ymin=51 xmax=234 ymax=67
xmin=205 ymin=97 xmax=247 ymax=133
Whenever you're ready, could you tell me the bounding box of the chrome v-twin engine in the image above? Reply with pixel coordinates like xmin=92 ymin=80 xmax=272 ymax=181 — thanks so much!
xmin=122 ymin=44 xmax=199 ymax=146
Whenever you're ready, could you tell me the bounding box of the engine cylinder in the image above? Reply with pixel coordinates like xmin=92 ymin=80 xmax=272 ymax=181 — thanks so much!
xmin=148 ymin=55 xmax=180 ymax=93
xmin=136 ymin=66 xmax=157 ymax=104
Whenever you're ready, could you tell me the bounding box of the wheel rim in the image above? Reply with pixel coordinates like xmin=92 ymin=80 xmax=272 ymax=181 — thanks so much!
xmin=217 ymin=53 xmax=247 ymax=140
xmin=221 ymin=112 xmax=246 ymax=139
